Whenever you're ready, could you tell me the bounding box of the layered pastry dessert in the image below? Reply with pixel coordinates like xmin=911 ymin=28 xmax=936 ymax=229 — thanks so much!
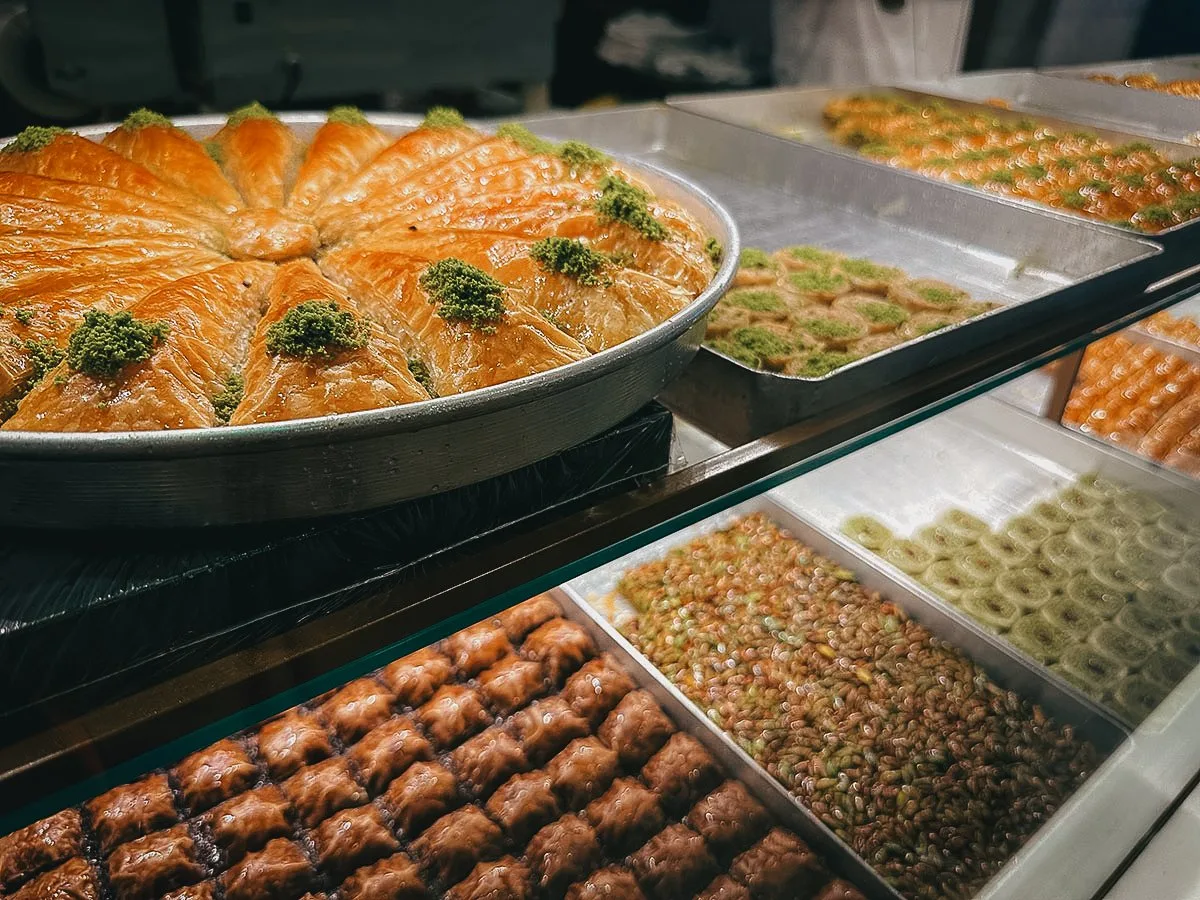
xmin=0 ymin=595 xmax=865 ymax=900
xmin=613 ymin=515 xmax=1100 ymax=900
xmin=844 ymin=474 xmax=1200 ymax=724
xmin=706 ymin=244 xmax=997 ymax=377
xmin=1088 ymin=72 xmax=1200 ymax=99
xmin=1064 ymin=332 xmax=1200 ymax=477
xmin=0 ymin=106 xmax=717 ymax=430
xmin=821 ymin=93 xmax=1200 ymax=232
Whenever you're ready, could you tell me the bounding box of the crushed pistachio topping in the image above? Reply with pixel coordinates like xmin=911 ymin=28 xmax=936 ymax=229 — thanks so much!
xmin=726 ymin=289 xmax=785 ymax=313
xmin=840 ymin=258 xmax=901 ymax=281
xmin=4 ymin=126 xmax=68 ymax=153
xmin=705 ymin=236 xmax=723 ymax=265
xmin=1061 ymin=190 xmax=1087 ymax=209
xmin=422 ymin=106 xmax=465 ymax=128
xmin=787 ymin=245 xmax=841 ymax=266
xmin=496 ymin=123 xmax=557 ymax=155
xmin=558 ymin=140 xmax=609 ymax=168
xmin=122 ymin=108 xmax=174 ymax=129
xmin=204 ymin=140 xmax=225 ymax=164
xmin=916 ymin=286 xmax=964 ymax=307
xmin=265 ymin=300 xmax=369 ymax=358
xmin=797 ymin=316 xmax=861 ymax=341
xmin=227 ymin=101 xmax=276 ymax=126
xmin=917 ymin=319 xmax=956 ymax=335
xmin=707 ymin=337 xmax=760 ymax=367
xmin=855 ymin=300 xmax=908 ymax=326
xmin=594 ymin=175 xmax=667 ymax=241
xmin=789 ymin=350 xmax=860 ymax=377
xmin=327 ymin=106 xmax=369 ymax=125
xmin=419 ymin=258 xmax=507 ymax=329
xmin=787 ymin=270 xmax=848 ymax=294
xmin=13 ymin=308 xmax=34 ymax=325
xmin=25 ymin=338 xmax=64 ymax=384
xmin=529 ymin=237 xmax=610 ymax=286
xmin=739 ymin=248 xmax=774 ymax=269
xmin=407 ymin=358 xmax=435 ymax=396
xmin=730 ymin=326 xmax=791 ymax=359
xmin=67 ymin=310 xmax=169 ymax=378
xmin=211 ymin=372 xmax=245 ymax=423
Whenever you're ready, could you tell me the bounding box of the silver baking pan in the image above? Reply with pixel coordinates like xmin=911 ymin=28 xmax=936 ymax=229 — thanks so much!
xmin=0 ymin=113 xmax=739 ymax=529
xmin=771 ymin=394 xmax=1200 ymax=900
xmin=668 ymin=85 xmax=1200 ymax=244
xmin=550 ymin=588 xmax=899 ymax=900
xmin=510 ymin=105 xmax=1164 ymax=444
xmin=1042 ymin=55 xmax=1200 ymax=81
xmin=561 ymin=488 xmax=1130 ymax=900
xmin=1128 ymin=292 xmax=1200 ymax=363
xmin=907 ymin=69 xmax=1200 ymax=146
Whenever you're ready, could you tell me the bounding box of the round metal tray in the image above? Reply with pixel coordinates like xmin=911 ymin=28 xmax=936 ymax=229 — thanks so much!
xmin=0 ymin=113 xmax=739 ymax=528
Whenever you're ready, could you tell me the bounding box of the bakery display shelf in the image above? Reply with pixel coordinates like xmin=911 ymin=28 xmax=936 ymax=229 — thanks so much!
xmin=562 ymin=490 xmax=1126 ymax=900
xmin=667 ymin=86 xmax=1200 ymax=245
xmin=907 ymin=69 xmax=1200 ymax=146
xmin=1128 ymin=293 xmax=1200 ymax=362
xmin=508 ymin=105 xmax=1163 ymax=443
xmin=0 ymin=112 xmax=738 ymax=529
xmin=3 ymin=262 xmax=1196 ymax=818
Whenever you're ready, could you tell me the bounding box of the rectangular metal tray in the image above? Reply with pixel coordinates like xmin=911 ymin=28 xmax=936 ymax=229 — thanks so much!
xmin=513 ymin=105 xmax=1164 ymax=444
xmin=907 ymin=69 xmax=1200 ymax=146
xmin=668 ymin=85 xmax=1200 ymax=244
xmin=769 ymin=394 xmax=1200 ymax=899
xmin=1042 ymin=56 xmax=1200 ymax=81
xmin=551 ymin=588 xmax=899 ymax=900
xmin=561 ymin=488 xmax=1129 ymax=900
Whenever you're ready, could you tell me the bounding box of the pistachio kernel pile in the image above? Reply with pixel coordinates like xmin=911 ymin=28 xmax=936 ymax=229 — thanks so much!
xmin=615 ymin=513 xmax=1099 ymax=900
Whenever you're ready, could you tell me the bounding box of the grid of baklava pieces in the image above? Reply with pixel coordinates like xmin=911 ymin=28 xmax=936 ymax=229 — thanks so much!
xmin=0 ymin=595 xmax=867 ymax=900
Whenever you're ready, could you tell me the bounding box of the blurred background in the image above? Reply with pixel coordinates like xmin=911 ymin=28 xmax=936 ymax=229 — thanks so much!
xmin=0 ymin=0 xmax=1196 ymax=132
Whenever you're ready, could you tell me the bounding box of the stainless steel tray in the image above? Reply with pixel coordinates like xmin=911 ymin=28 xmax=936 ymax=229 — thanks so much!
xmin=550 ymin=588 xmax=899 ymax=900
xmin=668 ymin=85 xmax=1200 ymax=244
xmin=0 ymin=113 xmax=739 ymax=528
xmin=908 ymin=69 xmax=1200 ymax=146
xmin=1041 ymin=55 xmax=1200 ymax=81
xmin=772 ymin=395 xmax=1200 ymax=899
xmin=512 ymin=105 xmax=1164 ymax=444
xmin=561 ymin=489 xmax=1128 ymax=900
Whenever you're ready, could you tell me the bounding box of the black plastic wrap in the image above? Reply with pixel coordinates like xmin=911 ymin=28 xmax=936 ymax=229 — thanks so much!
xmin=0 ymin=403 xmax=673 ymax=734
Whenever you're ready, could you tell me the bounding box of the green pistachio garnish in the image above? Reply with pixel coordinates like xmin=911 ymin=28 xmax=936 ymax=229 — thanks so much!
xmin=422 ymin=106 xmax=465 ymax=128
xmin=419 ymin=258 xmax=507 ymax=330
xmin=265 ymin=300 xmax=369 ymax=358
xmin=495 ymin=123 xmax=557 ymax=155
xmin=787 ymin=270 xmax=848 ymax=294
xmin=789 ymin=350 xmax=859 ymax=377
xmin=725 ymin=289 xmax=785 ymax=313
xmin=204 ymin=140 xmax=225 ymax=164
xmin=407 ymin=358 xmax=435 ymax=396
xmin=1061 ymin=190 xmax=1087 ymax=209
xmin=728 ymin=326 xmax=792 ymax=363
xmin=594 ymin=175 xmax=667 ymax=241
xmin=67 ymin=310 xmax=169 ymax=378
xmin=916 ymin=286 xmax=964 ymax=307
xmin=855 ymin=300 xmax=908 ymax=327
xmin=13 ymin=308 xmax=34 ymax=325
xmin=557 ymin=140 xmax=609 ymax=168
xmin=839 ymin=258 xmax=902 ymax=282
xmin=705 ymin=237 xmax=723 ymax=266
xmin=529 ymin=237 xmax=610 ymax=286
xmin=122 ymin=108 xmax=174 ymax=129
xmin=738 ymin=248 xmax=774 ymax=269
xmin=327 ymin=106 xmax=369 ymax=125
xmin=786 ymin=245 xmax=840 ymax=267
xmin=227 ymin=102 xmax=276 ymax=127
xmin=211 ymin=372 xmax=245 ymax=423
xmin=797 ymin=317 xmax=862 ymax=341
xmin=706 ymin=337 xmax=760 ymax=368
xmin=24 ymin=338 xmax=64 ymax=384
xmin=4 ymin=126 xmax=68 ymax=153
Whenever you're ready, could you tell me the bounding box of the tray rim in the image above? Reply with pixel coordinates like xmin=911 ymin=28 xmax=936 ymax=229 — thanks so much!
xmin=0 ymin=112 xmax=739 ymax=459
